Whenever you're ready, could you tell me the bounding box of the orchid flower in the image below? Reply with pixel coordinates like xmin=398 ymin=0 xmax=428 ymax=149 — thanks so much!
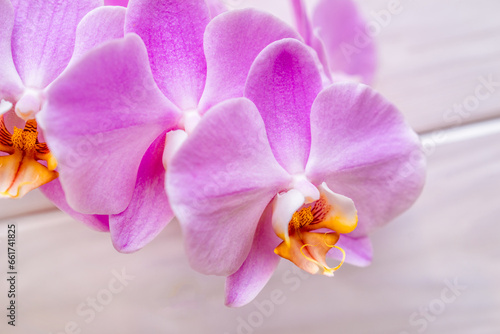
xmin=291 ymin=0 xmax=377 ymax=84
xmin=39 ymin=0 xmax=304 ymax=252
xmin=0 ymin=0 xmax=126 ymax=199
xmin=166 ymin=38 xmax=425 ymax=307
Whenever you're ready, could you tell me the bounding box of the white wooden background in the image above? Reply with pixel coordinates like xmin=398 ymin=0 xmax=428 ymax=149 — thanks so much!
xmin=1 ymin=1 xmax=499 ymax=333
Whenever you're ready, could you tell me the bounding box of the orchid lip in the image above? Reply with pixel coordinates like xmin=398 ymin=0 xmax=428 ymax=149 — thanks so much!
xmin=272 ymin=189 xmax=305 ymax=245
xmin=272 ymin=182 xmax=358 ymax=276
xmin=0 ymin=116 xmax=58 ymax=198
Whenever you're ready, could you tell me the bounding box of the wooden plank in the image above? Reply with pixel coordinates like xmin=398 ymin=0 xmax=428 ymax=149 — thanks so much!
xmin=1 ymin=127 xmax=499 ymax=333
xmin=232 ymin=0 xmax=500 ymax=132
xmin=0 ymin=189 xmax=55 ymax=220
xmin=365 ymin=0 xmax=500 ymax=132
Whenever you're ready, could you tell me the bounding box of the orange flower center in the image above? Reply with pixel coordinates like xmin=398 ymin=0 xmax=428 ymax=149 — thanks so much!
xmin=275 ymin=194 xmax=355 ymax=276
xmin=0 ymin=115 xmax=58 ymax=198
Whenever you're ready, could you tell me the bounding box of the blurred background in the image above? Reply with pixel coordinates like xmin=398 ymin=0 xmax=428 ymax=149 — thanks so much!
xmin=1 ymin=0 xmax=499 ymax=333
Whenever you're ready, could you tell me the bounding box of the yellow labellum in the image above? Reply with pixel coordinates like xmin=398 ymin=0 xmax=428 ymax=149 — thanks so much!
xmin=274 ymin=186 xmax=358 ymax=276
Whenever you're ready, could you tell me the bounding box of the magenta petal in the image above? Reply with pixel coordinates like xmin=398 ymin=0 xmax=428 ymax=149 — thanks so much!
xmin=41 ymin=180 xmax=109 ymax=232
xmin=225 ymin=205 xmax=281 ymax=307
xmin=0 ymin=0 xmax=23 ymax=101
xmin=328 ymin=234 xmax=372 ymax=267
xmin=290 ymin=0 xmax=332 ymax=82
xmin=104 ymin=0 xmax=128 ymax=6
xmin=199 ymin=9 xmax=300 ymax=112
xmin=70 ymin=6 xmax=126 ymax=64
xmin=205 ymin=0 xmax=226 ymax=18
xmin=312 ymin=0 xmax=376 ymax=84
xmin=306 ymin=83 xmax=426 ymax=236
xmin=167 ymin=98 xmax=290 ymax=276
xmin=39 ymin=34 xmax=179 ymax=215
xmin=245 ymin=38 xmax=323 ymax=175
xmin=110 ymin=134 xmax=173 ymax=253
xmin=10 ymin=0 xmax=101 ymax=89
xmin=125 ymin=0 xmax=209 ymax=110
xmin=290 ymin=0 xmax=312 ymax=45
xmin=2 ymin=109 xmax=24 ymax=134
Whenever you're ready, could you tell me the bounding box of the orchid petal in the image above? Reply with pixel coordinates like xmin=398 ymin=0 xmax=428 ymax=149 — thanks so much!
xmin=104 ymin=0 xmax=128 ymax=6
xmin=271 ymin=189 xmax=305 ymax=244
xmin=199 ymin=9 xmax=300 ymax=112
xmin=39 ymin=34 xmax=180 ymax=215
xmin=167 ymin=98 xmax=290 ymax=275
xmin=10 ymin=0 xmax=101 ymax=89
xmin=41 ymin=180 xmax=109 ymax=232
xmin=125 ymin=0 xmax=209 ymax=110
xmin=245 ymin=38 xmax=322 ymax=175
xmin=313 ymin=182 xmax=358 ymax=235
xmin=205 ymin=0 xmax=227 ymax=18
xmin=0 ymin=0 xmax=23 ymax=101
xmin=290 ymin=0 xmax=332 ymax=82
xmin=306 ymin=83 xmax=425 ymax=236
xmin=225 ymin=205 xmax=281 ymax=307
xmin=327 ymin=234 xmax=373 ymax=267
xmin=110 ymin=134 xmax=173 ymax=253
xmin=0 ymin=101 xmax=13 ymax=116
xmin=162 ymin=130 xmax=188 ymax=169
xmin=2 ymin=109 xmax=24 ymax=134
xmin=312 ymin=0 xmax=377 ymax=84
xmin=70 ymin=6 xmax=126 ymax=65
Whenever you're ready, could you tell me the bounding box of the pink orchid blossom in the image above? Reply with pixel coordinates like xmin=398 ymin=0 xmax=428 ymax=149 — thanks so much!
xmin=0 ymin=0 xmax=126 ymax=205
xmin=166 ymin=38 xmax=425 ymax=307
xmin=39 ymin=0 xmax=303 ymax=252
xmin=291 ymin=0 xmax=377 ymax=84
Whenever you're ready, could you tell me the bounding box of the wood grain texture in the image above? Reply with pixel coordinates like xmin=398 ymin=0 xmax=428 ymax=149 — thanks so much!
xmin=1 ymin=129 xmax=499 ymax=334
xmin=235 ymin=0 xmax=500 ymax=132
xmin=0 ymin=189 xmax=55 ymax=220
xmin=365 ymin=0 xmax=500 ymax=132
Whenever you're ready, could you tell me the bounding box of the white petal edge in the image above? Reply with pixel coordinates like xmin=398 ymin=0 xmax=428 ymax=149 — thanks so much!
xmin=0 ymin=100 xmax=13 ymax=115
xmin=162 ymin=129 xmax=188 ymax=169
xmin=272 ymin=188 xmax=305 ymax=244
xmin=319 ymin=182 xmax=358 ymax=234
